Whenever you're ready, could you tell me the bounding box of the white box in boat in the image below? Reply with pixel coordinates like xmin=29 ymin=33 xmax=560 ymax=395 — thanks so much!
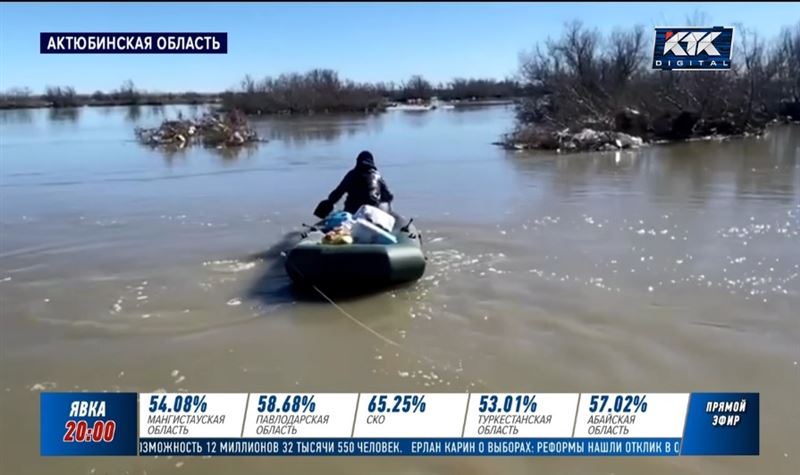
xmin=354 ymin=205 xmax=395 ymax=232
xmin=351 ymin=218 xmax=397 ymax=244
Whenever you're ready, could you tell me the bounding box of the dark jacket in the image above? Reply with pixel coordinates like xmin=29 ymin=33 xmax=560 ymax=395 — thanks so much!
xmin=328 ymin=152 xmax=394 ymax=214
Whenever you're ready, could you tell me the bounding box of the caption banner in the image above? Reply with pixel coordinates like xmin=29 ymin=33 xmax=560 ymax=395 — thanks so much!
xmin=40 ymin=392 xmax=759 ymax=456
xmin=40 ymin=33 xmax=227 ymax=54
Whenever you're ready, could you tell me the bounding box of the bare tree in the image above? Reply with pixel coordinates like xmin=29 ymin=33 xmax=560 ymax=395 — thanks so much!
xmin=513 ymin=19 xmax=800 ymax=145
xmin=402 ymin=75 xmax=433 ymax=101
xmin=43 ymin=85 xmax=79 ymax=108
xmin=607 ymin=25 xmax=646 ymax=86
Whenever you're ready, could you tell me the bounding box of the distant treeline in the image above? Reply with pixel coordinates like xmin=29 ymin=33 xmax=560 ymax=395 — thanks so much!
xmin=221 ymin=70 xmax=385 ymax=115
xmin=506 ymin=19 xmax=800 ymax=148
xmin=0 ymin=80 xmax=220 ymax=109
xmin=220 ymin=70 xmax=522 ymax=115
xmin=1 ymin=73 xmax=522 ymax=113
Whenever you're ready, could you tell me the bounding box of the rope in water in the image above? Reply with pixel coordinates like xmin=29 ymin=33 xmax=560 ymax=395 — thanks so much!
xmin=282 ymin=254 xmax=440 ymax=368
xmin=280 ymin=233 xmax=491 ymax=391
xmin=310 ymin=282 xmax=404 ymax=350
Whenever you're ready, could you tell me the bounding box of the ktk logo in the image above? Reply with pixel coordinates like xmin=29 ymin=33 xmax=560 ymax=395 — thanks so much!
xmin=652 ymin=26 xmax=734 ymax=71
xmin=663 ymin=31 xmax=722 ymax=56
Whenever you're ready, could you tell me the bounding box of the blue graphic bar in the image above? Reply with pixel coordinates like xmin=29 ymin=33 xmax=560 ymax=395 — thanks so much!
xmin=40 ymin=393 xmax=138 ymax=456
xmin=40 ymin=33 xmax=227 ymax=54
xmin=138 ymin=438 xmax=682 ymax=456
xmin=681 ymin=393 xmax=759 ymax=455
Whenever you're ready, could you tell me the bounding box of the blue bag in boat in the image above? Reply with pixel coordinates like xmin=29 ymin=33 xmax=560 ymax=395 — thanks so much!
xmin=322 ymin=211 xmax=353 ymax=232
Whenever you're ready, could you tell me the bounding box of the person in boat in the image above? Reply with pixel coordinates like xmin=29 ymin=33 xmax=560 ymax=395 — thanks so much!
xmin=315 ymin=151 xmax=394 ymax=217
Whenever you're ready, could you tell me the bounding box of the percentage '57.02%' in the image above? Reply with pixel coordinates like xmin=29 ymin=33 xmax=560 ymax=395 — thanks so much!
xmin=588 ymin=395 xmax=648 ymax=413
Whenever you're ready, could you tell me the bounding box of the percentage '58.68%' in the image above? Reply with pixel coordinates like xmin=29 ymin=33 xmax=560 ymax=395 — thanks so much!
xmin=256 ymin=395 xmax=317 ymax=413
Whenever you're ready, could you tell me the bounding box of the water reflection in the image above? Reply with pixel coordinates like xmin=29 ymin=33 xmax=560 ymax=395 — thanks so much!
xmin=212 ymin=143 xmax=259 ymax=162
xmin=0 ymin=108 xmax=34 ymax=124
xmin=253 ymin=114 xmax=384 ymax=146
xmin=148 ymin=105 xmax=165 ymax=118
xmin=151 ymin=145 xmax=189 ymax=166
xmin=396 ymin=110 xmax=433 ymax=129
xmin=734 ymin=126 xmax=799 ymax=202
xmin=245 ymin=231 xmax=304 ymax=306
xmin=124 ymin=105 xmax=142 ymax=122
xmin=506 ymin=125 xmax=800 ymax=207
xmin=186 ymin=104 xmax=201 ymax=116
xmin=47 ymin=107 xmax=81 ymax=122
xmin=147 ymin=142 xmax=260 ymax=164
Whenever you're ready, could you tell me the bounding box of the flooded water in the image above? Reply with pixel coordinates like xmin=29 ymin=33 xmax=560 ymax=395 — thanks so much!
xmin=1 ymin=105 xmax=798 ymax=474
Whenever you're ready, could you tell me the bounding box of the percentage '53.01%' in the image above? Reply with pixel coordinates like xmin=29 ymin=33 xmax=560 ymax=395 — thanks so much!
xmin=478 ymin=395 xmax=538 ymax=413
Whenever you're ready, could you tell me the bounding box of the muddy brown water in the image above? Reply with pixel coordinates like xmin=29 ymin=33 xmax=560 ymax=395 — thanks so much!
xmin=1 ymin=105 xmax=798 ymax=474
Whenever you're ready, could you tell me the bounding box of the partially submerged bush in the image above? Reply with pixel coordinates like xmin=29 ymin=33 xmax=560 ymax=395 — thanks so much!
xmin=135 ymin=110 xmax=260 ymax=149
xmin=505 ymin=20 xmax=800 ymax=150
xmin=43 ymin=85 xmax=79 ymax=108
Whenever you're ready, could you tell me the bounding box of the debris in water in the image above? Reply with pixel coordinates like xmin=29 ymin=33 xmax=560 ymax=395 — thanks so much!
xmin=227 ymin=298 xmax=242 ymax=306
xmin=171 ymin=370 xmax=180 ymax=378
xmin=135 ymin=111 xmax=260 ymax=150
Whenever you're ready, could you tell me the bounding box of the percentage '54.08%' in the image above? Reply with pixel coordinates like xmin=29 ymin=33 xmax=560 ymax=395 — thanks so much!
xmin=368 ymin=395 xmax=427 ymax=413
xmin=148 ymin=395 xmax=208 ymax=413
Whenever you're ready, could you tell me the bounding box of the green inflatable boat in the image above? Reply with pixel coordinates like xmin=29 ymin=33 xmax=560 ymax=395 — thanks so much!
xmin=284 ymin=214 xmax=426 ymax=290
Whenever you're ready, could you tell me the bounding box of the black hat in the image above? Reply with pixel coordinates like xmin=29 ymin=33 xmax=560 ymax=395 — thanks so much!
xmin=356 ymin=150 xmax=375 ymax=169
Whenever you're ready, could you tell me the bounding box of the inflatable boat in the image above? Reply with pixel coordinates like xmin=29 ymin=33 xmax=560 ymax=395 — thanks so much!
xmin=284 ymin=213 xmax=426 ymax=290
